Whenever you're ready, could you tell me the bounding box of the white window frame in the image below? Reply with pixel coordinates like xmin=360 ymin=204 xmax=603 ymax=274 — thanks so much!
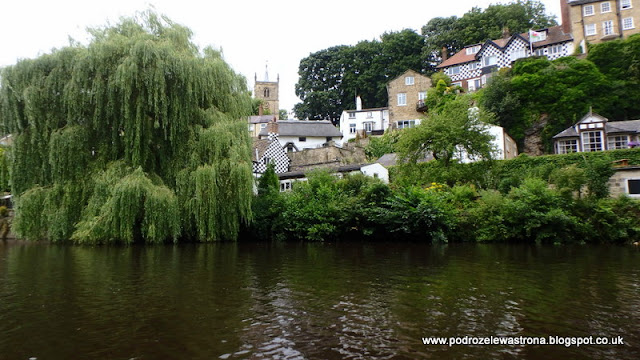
xmin=510 ymin=48 xmax=527 ymax=62
xmin=623 ymin=17 xmax=635 ymax=30
xmin=621 ymin=0 xmax=632 ymax=10
xmin=607 ymin=135 xmax=629 ymax=149
xmin=550 ymin=45 xmax=563 ymax=55
xmin=451 ymin=81 xmax=462 ymax=88
xmin=603 ymin=20 xmax=615 ymax=36
xmin=601 ymin=2 xmax=611 ymax=13
xmin=397 ymin=93 xmax=407 ymax=106
xmin=626 ymin=178 xmax=640 ymax=197
xmin=465 ymin=45 xmax=481 ymax=55
xmin=585 ymin=23 xmax=597 ymax=36
xmin=557 ymin=139 xmax=578 ymax=154
xmin=405 ymin=76 xmax=414 ymax=85
xmin=363 ymin=122 xmax=374 ymax=133
xmin=397 ymin=120 xmax=417 ymax=129
xmin=469 ymin=62 xmax=479 ymax=70
xmin=534 ymin=48 xmax=545 ymax=56
xmin=581 ymin=130 xmax=604 ymax=152
xmin=348 ymin=112 xmax=356 ymax=119
xmin=349 ymin=123 xmax=356 ymax=134
xmin=584 ymin=5 xmax=595 ymax=16
xmin=449 ymin=66 xmax=461 ymax=75
xmin=418 ymin=91 xmax=426 ymax=101
xmin=482 ymin=55 xmax=497 ymax=67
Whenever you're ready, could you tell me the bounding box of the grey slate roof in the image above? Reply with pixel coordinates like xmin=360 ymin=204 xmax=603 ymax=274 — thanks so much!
xmin=258 ymin=120 xmax=342 ymax=138
xmin=554 ymin=119 xmax=640 ymax=138
xmin=249 ymin=115 xmax=276 ymax=124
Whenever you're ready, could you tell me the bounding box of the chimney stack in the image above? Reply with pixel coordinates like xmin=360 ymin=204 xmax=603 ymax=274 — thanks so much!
xmin=356 ymin=96 xmax=363 ymax=111
xmin=267 ymin=117 xmax=278 ymax=136
xmin=441 ymin=46 xmax=448 ymax=62
xmin=560 ymin=0 xmax=571 ymax=34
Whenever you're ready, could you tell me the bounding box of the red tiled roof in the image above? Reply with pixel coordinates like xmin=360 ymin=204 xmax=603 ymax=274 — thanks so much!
xmin=436 ymin=25 xmax=572 ymax=69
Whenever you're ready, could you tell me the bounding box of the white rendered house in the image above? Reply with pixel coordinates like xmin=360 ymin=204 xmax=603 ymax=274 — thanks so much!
xmin=339 ymin=96 xmax=390 ymax=144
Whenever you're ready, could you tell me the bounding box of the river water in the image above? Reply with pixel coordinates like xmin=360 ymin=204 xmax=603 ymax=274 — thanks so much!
xmin=1 ymin=241 xmax=638 ymax=360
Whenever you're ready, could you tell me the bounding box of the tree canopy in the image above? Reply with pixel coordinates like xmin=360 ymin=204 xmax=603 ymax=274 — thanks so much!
xmin=422 ymin=0 xmax=556 ymax=67
xmin=397 ymin=95 xmax=496 ymax=167
xmin=478 ymin=56 xmax=616 ymax=152
xmin=294 ymin=29 xmax=426 ymax=121
xmin=0 ymin=11 xmax=254 ymax=243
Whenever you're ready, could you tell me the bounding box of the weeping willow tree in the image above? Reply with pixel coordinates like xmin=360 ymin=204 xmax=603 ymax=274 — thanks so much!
xmin=0 ymin=11 xmax=254 ymax=243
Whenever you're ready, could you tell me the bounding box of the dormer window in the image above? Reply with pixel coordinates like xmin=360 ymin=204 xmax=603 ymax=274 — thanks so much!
xmin=465 ymin=45 xmax=481 ymax=55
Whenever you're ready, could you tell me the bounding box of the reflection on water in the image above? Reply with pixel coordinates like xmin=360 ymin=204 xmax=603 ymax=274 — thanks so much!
xmin=0 ymin=241 xmax=639 ymax=359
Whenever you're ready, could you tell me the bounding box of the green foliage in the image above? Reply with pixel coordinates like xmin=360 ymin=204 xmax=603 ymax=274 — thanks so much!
xmin=294 ymin=30 xmax=426 ymax=121
xmin=481 ymin=56 xmax=613 ymax=151
xmin=422 ymin=1 xmax=556 ymax=66
xmin=397 ymin=95 xmax=496 ymax=166
xmin=1 ymin=11 xmax=253 ymax=243
xmin=373 ymin=186 xmax=456 ymax=242
xmin=0 ymin=147 xmax=9 ymax=192
xmin=364 ymin=131 xmax=400 ymax=160
xmin=257 ymin=163 xmax=279 ymax=196
xmin=587 ymin=34 xmax=640 ymax=120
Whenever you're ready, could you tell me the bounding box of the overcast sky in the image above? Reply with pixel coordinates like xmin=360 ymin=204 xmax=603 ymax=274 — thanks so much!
xmin=1 ymin=0 xmax=562 ymax=116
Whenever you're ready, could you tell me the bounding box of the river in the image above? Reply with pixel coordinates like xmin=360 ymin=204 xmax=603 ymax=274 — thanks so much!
xmin=1 ymin=241 xmax=638 ymax=359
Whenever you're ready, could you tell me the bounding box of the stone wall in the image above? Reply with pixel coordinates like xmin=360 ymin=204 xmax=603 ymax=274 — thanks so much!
xmin=608 ymin=166 xmax=640 ymax=197
xmin=288 ymin=144 xmax=368 ymax=172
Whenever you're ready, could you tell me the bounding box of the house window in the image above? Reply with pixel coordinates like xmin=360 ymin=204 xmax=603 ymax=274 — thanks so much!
xmin=469 ymin=62 xmax=480 ymax=70
xmin=465 ymin=45 xmax=481 ymax=55
xmin=263 ymin=156 xmax=271 ymax=165
xmin=557 ymin=139 xmax=578 ymax=154
xmin=260 ymin=123 xmax=267 ymax=130
xmin=405 ymin=76 xmax=414 ymax=85
xmin=482 ymin=55 xmax=497 ymax=67
xmin=364 ymin=122 xmax=373 ymax=133
xmin=349 ymin=123 xmax=356 ymax=134
xmin=550 ymin=45 xmax=563 ymax=55
xmin=627 ymin=179 xmax=640 ymax=195
xmin=397 ymin=120 xmax=417 ymax=129
xmin=621 ymin=0 xmax=632 ymax=10
xmin=608 ymin=135 xmax=629 ymax=149
xmin=601 ymin=2 xmax=611 ymax=13
xmin=286 ymin=143 xmax=295 ymax=152
xmin=581 ymin=131 xmax=603 ymax=151
xmin=468 ymin=79 xmax=482 ymax=91
xmin=603 ymin=20 xmax=615 ymax=36
xmin=451 ymin=81 xmax=462 ymax=87
xmin=280 ymin=181 xmax=292 ymax=192
xmin=623 ymin=17 xmax=635 ymax=30
xmin=397 ymin=93 xmax=407 ymax=106
xmin=348 ymin=112 xmax=356 ymax=119
xmin=418 ymin=92 xmax=426 ymax=101
xmin=584 ymin=4 xmax=595 ymax=16
xmin=534 ymin=48 xmax=545 ymax=56
xmin=299 ymin=137 xmax=306 ymax=142
xmin=585 ymin=23 xmax=597 ymax=36
xmin=510 ymin=48 xmax=527 ymax=62
xmin=366 ymin=111 xmax=373 ymax=119
xmin=449 ymin=66 xmax=461 ymax=75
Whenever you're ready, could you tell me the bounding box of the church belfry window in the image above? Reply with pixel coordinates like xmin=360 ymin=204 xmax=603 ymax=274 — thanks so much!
xmin=264 ymin=88 xmax=270 ymax=98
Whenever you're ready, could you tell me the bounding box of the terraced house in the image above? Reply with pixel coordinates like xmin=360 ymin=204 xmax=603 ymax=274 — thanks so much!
xmin=562 ymin=0 xmax=640 ymax=52
xmin=435 ymin=25 xmax=573 ymax=92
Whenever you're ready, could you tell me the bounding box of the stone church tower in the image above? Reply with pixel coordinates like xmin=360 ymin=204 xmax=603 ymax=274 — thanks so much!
xmin=254 ymin=64 xmax=279 ymax=119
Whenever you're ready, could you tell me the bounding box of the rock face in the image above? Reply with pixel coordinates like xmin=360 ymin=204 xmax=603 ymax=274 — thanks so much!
xmin=523 ymin=115 xmax=548 ymax=156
